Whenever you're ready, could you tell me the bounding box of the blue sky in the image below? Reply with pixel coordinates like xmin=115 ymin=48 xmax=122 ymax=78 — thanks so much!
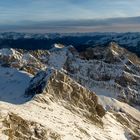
xmin=0 ymin=0 xmax=140 ymax=24
xmin=0 ymin=0 xmax=140 ymax=32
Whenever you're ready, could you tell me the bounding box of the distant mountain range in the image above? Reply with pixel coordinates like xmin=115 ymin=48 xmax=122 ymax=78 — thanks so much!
xmin=0 ymin=32 xmax=140 ymax=56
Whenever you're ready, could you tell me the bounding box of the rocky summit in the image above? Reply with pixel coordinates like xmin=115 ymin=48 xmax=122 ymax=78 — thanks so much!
xmin=0 ymin=42 xmax=140 ymax=140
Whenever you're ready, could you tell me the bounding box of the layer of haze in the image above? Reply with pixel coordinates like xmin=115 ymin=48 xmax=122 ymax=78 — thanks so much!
xmin=0 ymin=0 xmax=140 ymax=32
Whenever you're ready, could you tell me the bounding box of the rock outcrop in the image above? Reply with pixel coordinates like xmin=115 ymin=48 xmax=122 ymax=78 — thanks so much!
xmin=0 ymin=48 xmax=45 ymax=75
xmin=25 ymin=68 xmax=105 ymax=122
xmin=0 ymin=112 xmax=61 ymax=140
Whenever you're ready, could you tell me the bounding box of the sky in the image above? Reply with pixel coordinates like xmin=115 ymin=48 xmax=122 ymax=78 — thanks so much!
xmin=0 ymin=0 xmax=140 ymax=32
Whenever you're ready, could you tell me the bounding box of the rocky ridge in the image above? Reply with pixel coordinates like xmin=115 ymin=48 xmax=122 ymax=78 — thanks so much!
xmin=25 ymin=68 xmax=105 ymax=121
xmin=0 ymin=43 xmax=140 ymax=139
xmin=58 ymin=42 xmax=140 ymax=107
xmin=0 ymin=48 xmax=46 ymax=74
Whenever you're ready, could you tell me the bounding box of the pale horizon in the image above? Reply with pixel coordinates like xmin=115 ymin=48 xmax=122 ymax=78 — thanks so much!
xmin=0 ymin=0 xmax=140 ymax=32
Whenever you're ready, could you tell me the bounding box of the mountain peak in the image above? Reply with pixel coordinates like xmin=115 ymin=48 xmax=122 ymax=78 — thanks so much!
xmin=0 ymin=48 xmax=22 ymax=59
xmin=108 ymin=42 xmax=125 ymax=55
xmin=25 ymin=68 xmax=105 ymax=120
xmin=54 ymin=43 xmax=65 ymax=49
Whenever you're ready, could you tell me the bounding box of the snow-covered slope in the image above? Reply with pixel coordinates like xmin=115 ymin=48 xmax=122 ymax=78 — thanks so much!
xmin=0 ymin=42 xmax=140 ymax=140
xmin=0 ymin=66 xmax=33 ymax=104
xmin=58 ymin=43 xmax=140 ymax=107
xmin=0 ymin=48 xmax=46 ymax=74
xmin=0 ymin=48 xmax=22 ymax=59
xmin=35 ymin=42 xmax=140 ymax=107
xmin=1 ymin=97 xmax=140 ymax=140
xmin=1 ymin=67 xmax=140 ymax=140
xmin=43 ymin=43 xmax=140 ymax=105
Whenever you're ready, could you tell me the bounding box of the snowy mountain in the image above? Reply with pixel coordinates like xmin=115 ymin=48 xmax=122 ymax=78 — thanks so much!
xmin=1 ymin=32 xmax=140 ymax=56
xmin=38 ymin=43 xmax=140 ymax=107
xmin=0 ymin=42 xmax=140 ymax=140
xmin=0 ymin=48 xmax=46 ymax=74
